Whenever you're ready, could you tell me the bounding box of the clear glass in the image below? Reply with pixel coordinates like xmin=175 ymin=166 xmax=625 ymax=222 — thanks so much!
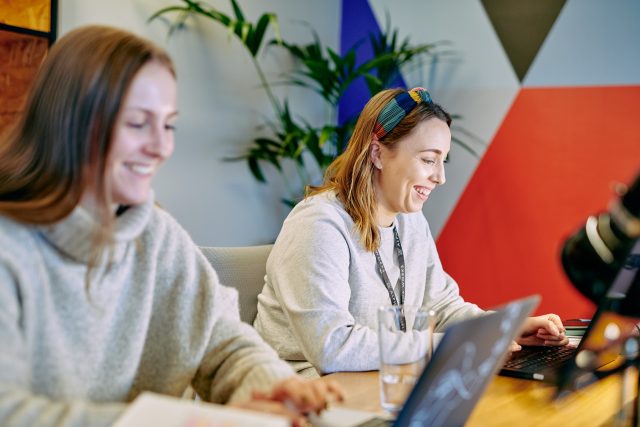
xmin=378 ymin=305 xmax=435 ymax=416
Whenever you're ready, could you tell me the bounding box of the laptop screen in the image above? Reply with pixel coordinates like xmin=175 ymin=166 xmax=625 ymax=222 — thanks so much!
xmin=393 ymin=296 xmax=538 ymax=427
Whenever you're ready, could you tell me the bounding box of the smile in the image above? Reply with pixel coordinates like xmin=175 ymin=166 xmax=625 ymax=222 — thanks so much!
xmin=414 ymin=185 xmax=431 ymax=200
xmin=125 ymin=162 xmax=155 ymax=176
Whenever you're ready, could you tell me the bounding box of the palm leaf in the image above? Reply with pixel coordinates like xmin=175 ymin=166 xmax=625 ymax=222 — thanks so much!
xmin=230 ymin=0 xmax=245 ymax=21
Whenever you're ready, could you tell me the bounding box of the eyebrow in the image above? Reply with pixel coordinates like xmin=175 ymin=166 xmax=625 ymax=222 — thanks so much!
xmin=123 ymin=107 xmax=179 ymax=117
xmin=123 ymin=107 xmax=148 ymax=112
xmin=418 ymin=149 xmax=443 ymax=154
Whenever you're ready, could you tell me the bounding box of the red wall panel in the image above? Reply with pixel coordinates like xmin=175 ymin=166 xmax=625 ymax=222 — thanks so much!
xmin=437 ymin=86 xmax=640 ymax=318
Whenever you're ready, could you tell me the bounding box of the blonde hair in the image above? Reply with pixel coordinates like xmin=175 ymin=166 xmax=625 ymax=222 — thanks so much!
xmin=307 ymin=88 xmax=451 ymax=252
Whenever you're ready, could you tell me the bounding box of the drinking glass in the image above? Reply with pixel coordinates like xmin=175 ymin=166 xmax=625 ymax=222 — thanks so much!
xmin=378 ymin=305 xmax=434 ymax=415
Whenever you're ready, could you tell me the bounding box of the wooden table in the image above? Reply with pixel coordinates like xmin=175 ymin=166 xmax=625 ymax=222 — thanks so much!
xmin=325 ymin=368 xmax=638 ymax=426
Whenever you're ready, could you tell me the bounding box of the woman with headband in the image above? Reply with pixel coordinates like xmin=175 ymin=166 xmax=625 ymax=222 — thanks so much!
xmin=254 ymin=88 xmax=568 ymax=377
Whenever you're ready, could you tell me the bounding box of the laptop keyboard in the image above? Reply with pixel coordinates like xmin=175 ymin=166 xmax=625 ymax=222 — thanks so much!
xmin=504 ymin=345 xmax=576 ymax=371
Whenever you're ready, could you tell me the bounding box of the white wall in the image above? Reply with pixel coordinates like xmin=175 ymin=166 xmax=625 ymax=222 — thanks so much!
xmin=368 ymin=0 xmax=520 ymax=236
xmin=59 ymin=0 xmax=506 ymax=246
xmin=59 ymin=0 xmax=340 ymax=246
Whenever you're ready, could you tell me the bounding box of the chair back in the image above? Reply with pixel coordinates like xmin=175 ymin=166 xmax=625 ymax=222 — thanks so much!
xmin=199 ymin=245 xmax=273 ymax=324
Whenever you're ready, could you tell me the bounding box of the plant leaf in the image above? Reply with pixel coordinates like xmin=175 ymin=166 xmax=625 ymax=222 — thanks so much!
xmin=248 ymin=157 xmax=266 ymax=182
xmin=147 ymin=6 xmax=189 ymax=23
xmin=230 ymin=0 xmax=245 ymax=21
xmin=249 ymin=13 xmax=276 ymax=56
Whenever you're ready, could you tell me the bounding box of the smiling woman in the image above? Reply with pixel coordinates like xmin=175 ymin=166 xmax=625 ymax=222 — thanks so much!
xmin=0 ymin=24 xmax=342 ymax=427
xmin=370 ymin=108 xmax=450 ymax=228
xmin=253 ymin=87 xmax=569 ymax=378
xmin=101 ymin=61 xmax=178 ymax=208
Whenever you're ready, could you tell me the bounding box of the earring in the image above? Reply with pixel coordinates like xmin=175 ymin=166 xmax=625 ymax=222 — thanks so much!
xmin=375 ymin=161 xmax=382 ymax=170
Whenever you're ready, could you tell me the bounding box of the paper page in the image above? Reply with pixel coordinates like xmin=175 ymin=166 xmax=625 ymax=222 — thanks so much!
xmin=308 ymin=407 xmax=385 ymax=427
xmin=568 ymin=336 xmax=582 ymax=347
xmin=113 ymin=392 xmax=288 ymax=427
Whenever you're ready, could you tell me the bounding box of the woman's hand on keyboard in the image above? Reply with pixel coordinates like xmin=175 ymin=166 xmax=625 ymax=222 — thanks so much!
xmin=517 ymin=314 xmax=569 ymax=347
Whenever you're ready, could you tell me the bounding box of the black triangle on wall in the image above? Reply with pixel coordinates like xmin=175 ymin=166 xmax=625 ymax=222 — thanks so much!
xmin=481 ymin=0 xmax=566 ymax=82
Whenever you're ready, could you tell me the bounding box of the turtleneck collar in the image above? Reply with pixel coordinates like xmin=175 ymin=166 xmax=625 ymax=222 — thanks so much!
xmin=39 ymin=193 xmax=154 ymax=264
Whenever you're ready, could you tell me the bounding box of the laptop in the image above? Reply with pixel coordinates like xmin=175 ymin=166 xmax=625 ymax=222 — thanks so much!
xmin=312 ymin=295 xmax=539 ymax=427
xmin=500 ymin=342 xmax=580 ymax=382
xmin=501 ymin=238 xmax=640 ymax=383
xmin=499 ymin=298 xmax=630 ymax=382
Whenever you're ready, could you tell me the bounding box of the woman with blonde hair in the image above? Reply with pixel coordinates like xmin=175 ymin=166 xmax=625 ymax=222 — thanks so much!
xmin=254 ymin=87 xmax=568 ymax=377
xmin=0 ymin=25 xmax=340 ymax=427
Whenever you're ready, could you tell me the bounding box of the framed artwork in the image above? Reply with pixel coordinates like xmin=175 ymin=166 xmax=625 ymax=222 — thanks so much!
xmin=0 ymin=0 xmax=57 ymax=137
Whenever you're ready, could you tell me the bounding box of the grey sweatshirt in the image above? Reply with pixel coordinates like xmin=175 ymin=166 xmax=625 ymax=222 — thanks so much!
xmin=254 ymin=191 xmax=484 ymax=376
xmin=0 ymin=195 xmax=294 ymax=427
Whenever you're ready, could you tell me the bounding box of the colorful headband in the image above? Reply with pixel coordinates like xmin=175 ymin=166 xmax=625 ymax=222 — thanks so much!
xmin=373 ymin=87 xmax=433 ymax=139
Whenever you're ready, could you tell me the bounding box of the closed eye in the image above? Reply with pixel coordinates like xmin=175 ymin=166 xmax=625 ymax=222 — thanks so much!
xmin=127 ymin=122 xmax=146 ymax=129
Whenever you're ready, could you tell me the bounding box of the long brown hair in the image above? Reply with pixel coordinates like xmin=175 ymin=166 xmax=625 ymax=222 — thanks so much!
xmin=0 ymin=25 xmax=175 ymax=272
xmin=308 ymin=88 xmax=451 ymax=252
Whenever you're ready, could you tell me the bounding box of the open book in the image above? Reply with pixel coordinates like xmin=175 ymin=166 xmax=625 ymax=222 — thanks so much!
xmin=113 ymin=392 xmax=288 ymax=427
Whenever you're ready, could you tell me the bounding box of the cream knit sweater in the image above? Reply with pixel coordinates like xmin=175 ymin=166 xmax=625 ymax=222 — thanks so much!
xmin=0 ymin=195 xmax=294 ymax=427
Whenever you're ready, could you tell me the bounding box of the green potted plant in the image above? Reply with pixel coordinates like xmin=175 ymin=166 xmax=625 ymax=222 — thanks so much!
xmin=150 ymin=0 xmax=478 ymax=206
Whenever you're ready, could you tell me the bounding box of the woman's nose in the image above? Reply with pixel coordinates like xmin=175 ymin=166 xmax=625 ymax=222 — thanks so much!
xmin=147 ymin=125 xmax=174 ymax=158
xmin=432 ymin=162 xmax=446 ymax=185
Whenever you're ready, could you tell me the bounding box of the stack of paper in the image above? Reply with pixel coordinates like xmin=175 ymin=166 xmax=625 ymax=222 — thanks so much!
xmin=564 ymin=320 xmax=589 ymax=347
xmin=565 ymin=326 xmax=588 ymax=337
xmin=113 ymin=393 xmax=288 ymax=427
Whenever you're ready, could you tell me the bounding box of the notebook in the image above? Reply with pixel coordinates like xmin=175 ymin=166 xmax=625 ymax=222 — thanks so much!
xmin=312 ymin=295 xmax=539 ymax=427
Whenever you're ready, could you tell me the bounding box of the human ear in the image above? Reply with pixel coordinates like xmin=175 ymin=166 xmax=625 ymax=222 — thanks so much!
xmin=369 ymin=135 xmax=383 ymax=170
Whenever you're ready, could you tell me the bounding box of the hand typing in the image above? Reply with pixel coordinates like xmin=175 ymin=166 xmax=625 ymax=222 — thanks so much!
xmin=513 ymin=314 xmax=569 ymax=350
